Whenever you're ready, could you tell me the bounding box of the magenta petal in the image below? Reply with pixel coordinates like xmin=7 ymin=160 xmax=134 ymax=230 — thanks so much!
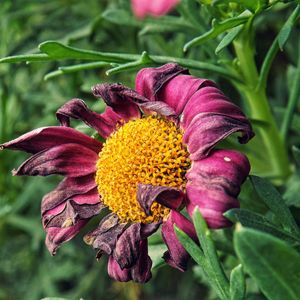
xmin=135 ymin=63 xmax=187 ymax=101
xmin=46 ymin=220 xmax=88 ymax=255
xmin=162 ymin=210 xmax=196 ymax=271
xmin=41 ymin=175 xmax=97 ymax=214
xmin=186 ymin=149 xmax=250 ymax=229
xmin=113 ymin=223 xmax=141 ymax=269
xmin=0 ymin=126 xmax=101 ymax=154
xmin=183 ymin=112 xmax=254 ymax=160
xmin=108 ymin=256 xmax=131 ymax=282
xmin=56 ymin=99 xmax=123 ymax=139
xmin=13 ymin=143 xmax=98 ymax=177
xmin=137 ymin=184 xmax=185 ymax=215
xmin=44 ymin=200 xmax=104 ymax=228
xmin=84 ymin=214 xmax=126 ymax=257
xmin=158 ymin=75 xmax=216 ymax=115
xmin=132 ymin=0 xmax=180 ymax=18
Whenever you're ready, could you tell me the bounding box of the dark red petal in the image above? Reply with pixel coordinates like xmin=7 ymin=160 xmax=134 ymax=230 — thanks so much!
xmin=186 ymin=149 xmax=250 ymax=229
xmin=56 ymin=99 xmax=122 ymax=139
xmin=41 ymin=175 xmax=97 ymax=214
xmin=0 ymin=126 xmax=101 ymax=154
xmin=137 ymin=184 xmax=185 ymax=215
xmin=140 ymin=222 xmax=161 ymax=238
xmin=135 ymin=63 xmax=188 ymax=101
xmin=183 ymin=113 xmax=254 ymax=160
xmin=13 ymin=143 xmax=98 ymax=177
xmin=113 ymin=223 xmax=141 ymax=269
xmin=162 ymin=210 xmax=196 ymax=271
xmin=84 ymin=214 xmax=126 ymax=257
xmin=107 ymin=256 xmax=131 ymax=282
xmin=43 ymin=199 xmax=104 ymax=228
xmin=46 ymin=220 xmax=88 ymax=255
xmin=158 ymin=75 xmax=216 ymax=115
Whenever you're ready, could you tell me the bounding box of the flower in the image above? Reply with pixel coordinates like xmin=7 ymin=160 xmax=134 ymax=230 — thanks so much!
xmin=132 ymin=0 xmax=180 ymax=19
xmin=1 ymin=63 xmax=253 ymax=283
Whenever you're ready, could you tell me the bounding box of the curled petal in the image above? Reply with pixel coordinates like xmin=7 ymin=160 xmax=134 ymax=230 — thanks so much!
xmin=132 ymin=0 xmax=180 ymax=19
xmin=56 ymin=99 xmax=123 ymax=139
xmin=92 ymin=83 xmax=175 ymax=117
xmin=108 ymin=256 xmax=131 ymax=282
xmin=135 ymin=63 xmax=187 ymax=101
xmin=44 ymin=199 xmax=104 ymax=228
xmin=186 ymin=149 xmax=250 ymax=228
xmin=41 ymin=175 xmax=97 ymax=214
xmin=137 ymin=184 xmax=185 ymax=215
xmin=184 ymin=113 xmax=254 ymax=160
xmin=162 ymin=210 xmax=196 ymax=271
xmin=13 ymin=143 xmax=98 ymax=177
xmin=46 ymin=220 xmax=88 ymax=255
xmin=84 ymin=214 xmax=126 ymax=257
xmin=0 ymin=126 xmax=101 ymax=154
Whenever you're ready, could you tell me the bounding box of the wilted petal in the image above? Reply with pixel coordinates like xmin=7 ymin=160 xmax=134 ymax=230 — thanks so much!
xmin=13 ymin=143 xmax=98 ymax=177
xmin=108 ymin=256 xmax=131 ymax=282
xmin=0 ymin=126 xmax=101 ymax=154
xmin=41 ymin=175 xmax=97 ymax=214
xmin=162 ymin=210 xmax=196 ymax=271
xmin=84 ymin=214 xmax=126 ymax=257
xmin=132 ymin=0 xmax=180 ymax=19
xmin=44 ymin=199 xmax=104 ymax=228
xmin=137 ymin=184 xmax=185 ymax=215
xmin=186 ymin=149 xmax=250 ymax=228
xmin=135 ymin=63 xmax=187 ymax=101
xmin=46 ymin=220 xmax=88 ymax=255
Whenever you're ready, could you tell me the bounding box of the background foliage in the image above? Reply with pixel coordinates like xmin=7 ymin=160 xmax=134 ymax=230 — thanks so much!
xmin=1 ymin=0 xmax=300 ymax=299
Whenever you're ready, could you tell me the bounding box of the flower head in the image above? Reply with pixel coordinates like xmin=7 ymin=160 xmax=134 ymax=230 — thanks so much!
xmin=132 ymin=0 xmax=180 ymax=19
xmin=1 ymin=63 xmax=253 ymax=283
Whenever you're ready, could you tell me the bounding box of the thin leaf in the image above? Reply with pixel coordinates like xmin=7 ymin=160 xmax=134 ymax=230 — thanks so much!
xmin=230 ymin=264 xmax=245 ymax=300
xmin=234 ymin=227 xmax=300 ymax=300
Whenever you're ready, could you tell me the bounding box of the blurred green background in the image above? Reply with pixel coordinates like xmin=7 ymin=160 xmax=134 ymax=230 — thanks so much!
xmin=1 ymin=0 xmax=300 ymax=299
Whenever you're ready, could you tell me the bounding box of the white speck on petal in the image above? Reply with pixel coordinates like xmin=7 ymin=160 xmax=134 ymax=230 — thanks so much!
xmin=224 ymin=157 xmax=231 ymax=162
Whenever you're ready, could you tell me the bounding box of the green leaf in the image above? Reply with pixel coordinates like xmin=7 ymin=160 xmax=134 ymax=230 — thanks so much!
xmin=278 ymin=4 xmax=300 ymax=50
xmin=250 ymin=175 xmax=299 ymax=234
xmin=234 ymin=227 xmax=300 ymax=300
xmin=230 ymin=264 xmax=245 ymax=300
xmin=0 ymin=53 xmax=51 ymax=64
xmin=148 ymin=244 xmax=167 ymax=270
xmin=39 ymin=41 xmax=137 ymax=62
xmin=102 ymin=9 xmax=140 ymax=26
xmin=184 ymin=11 xmax=251 ymax=51
xmin=224 ymin=208 xmax=300 ymax=244
xmin=292 ymin=145 xmax=300 ymax=167
xmin=215 ymin=25 xmax=243 ymax=54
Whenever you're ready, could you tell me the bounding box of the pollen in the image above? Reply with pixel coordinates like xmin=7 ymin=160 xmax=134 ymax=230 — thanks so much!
xmin=95 ymin=115 xmax=190 ymax=224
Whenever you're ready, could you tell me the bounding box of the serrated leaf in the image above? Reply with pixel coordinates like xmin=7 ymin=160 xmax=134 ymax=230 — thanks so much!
xmin=184 ymin=11 xmax=251 ymax=51
xmin=278 ymin=4 xmax=300 ymax=50
xmin=215 ymin=25 xmax=243 ymax=54
xmin=234 ymin=227 xmax=300 ymax=300
xmin=250 ymin=175 xmax=299 ymax=234
xmin=224 ymin=208 xmax=300 ymax=244
xmin=230 ymin=264 xmax=245 ymax=300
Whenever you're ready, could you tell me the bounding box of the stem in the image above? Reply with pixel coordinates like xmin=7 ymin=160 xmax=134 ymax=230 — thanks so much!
xmin=280 ymin=41 xmax=300 ymax=141
xmin=233 ymin=29 xmax=290 ymax=182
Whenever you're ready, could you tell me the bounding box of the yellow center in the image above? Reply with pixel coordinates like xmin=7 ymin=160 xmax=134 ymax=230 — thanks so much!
xmin=95 ymin=116 xmax=190 ymax=224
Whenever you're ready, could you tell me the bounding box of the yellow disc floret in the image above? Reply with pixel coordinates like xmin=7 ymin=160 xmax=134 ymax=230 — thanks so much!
xmin=95 ymin=115 xmax=190 ymax=224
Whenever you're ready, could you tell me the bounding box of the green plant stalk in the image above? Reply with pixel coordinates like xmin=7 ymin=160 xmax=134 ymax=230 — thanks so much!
xmin=233 ymin=34 xmax=290 ymax=182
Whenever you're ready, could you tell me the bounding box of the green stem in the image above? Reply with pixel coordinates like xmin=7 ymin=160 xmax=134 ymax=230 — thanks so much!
xmin=280 ymin=41 xmax=300 ymax=141
xmin=233 ymin=30 xmax=290 ymax=182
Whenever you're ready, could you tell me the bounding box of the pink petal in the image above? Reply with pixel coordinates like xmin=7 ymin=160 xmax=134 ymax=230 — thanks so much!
xmin=162 ymin=210 xmax=196 ymax=271
xmin=0 ymin=126 xmax=101 ymax=154
xmin=108 ymin=256 xmax=131 ymax=282
xmin=186 ymin=149 xmax=250 ymax=229
xmin=132 ymin=0 xmax=180 ymax=19
xmin=13 ymin=143 xmax=98 ymax=177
